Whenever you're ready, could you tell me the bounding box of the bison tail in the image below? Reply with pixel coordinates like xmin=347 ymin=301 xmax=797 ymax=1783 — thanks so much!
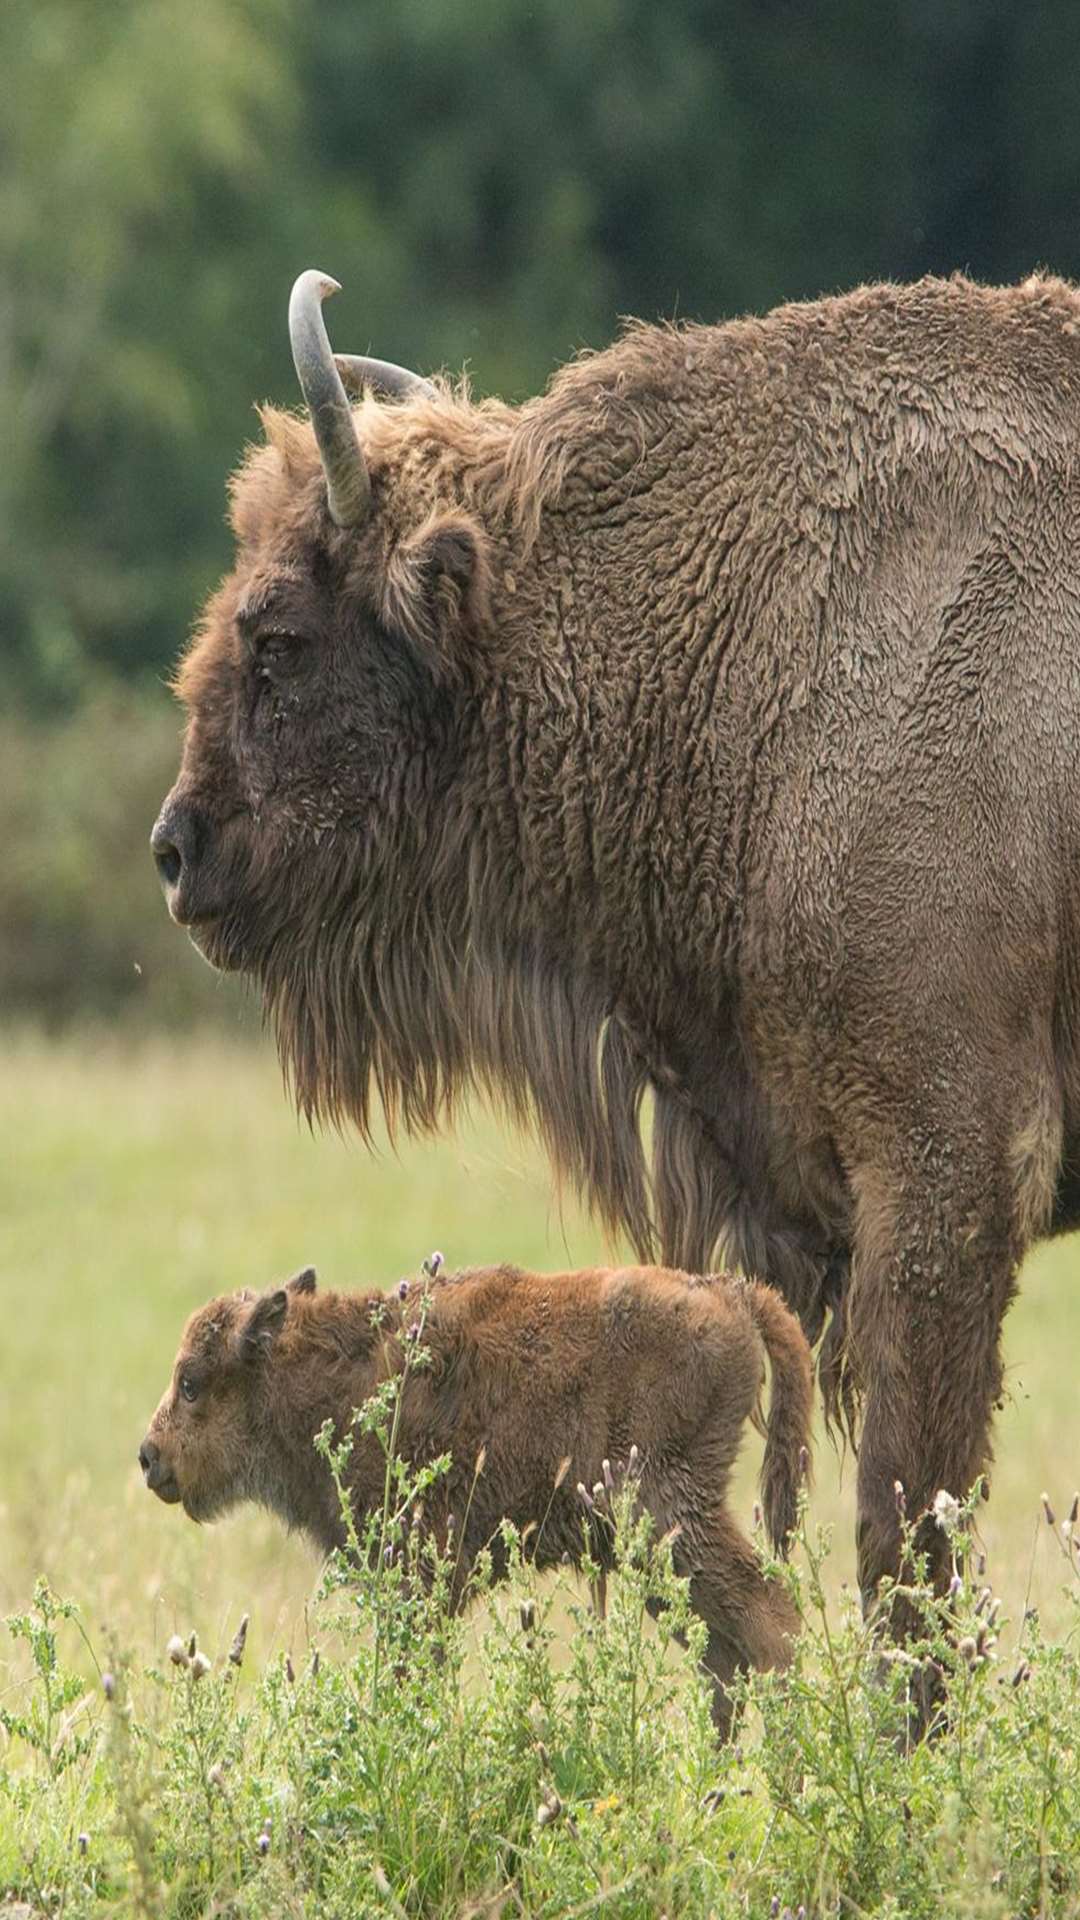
xmin=744 ymin=1280 xmax=813 ymax=1558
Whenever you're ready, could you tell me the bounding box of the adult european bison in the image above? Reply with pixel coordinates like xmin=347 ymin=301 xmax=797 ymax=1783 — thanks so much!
xmin=153 ymin=266 xmax=1080 ymax=1612
xmin=140 ymin=1261 xmax=811 ymax=1733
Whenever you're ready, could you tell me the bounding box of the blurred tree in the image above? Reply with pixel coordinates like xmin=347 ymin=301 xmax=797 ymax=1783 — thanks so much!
xmin=2 ymin=0 xmax=1080 ymax=702
xmin=0 ymin=0 xmax=296 ymax=703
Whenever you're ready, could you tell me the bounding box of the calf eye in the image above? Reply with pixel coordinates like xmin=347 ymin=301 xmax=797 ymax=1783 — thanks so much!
xmin=179 ymin=1374 xmax=199 ymax=1404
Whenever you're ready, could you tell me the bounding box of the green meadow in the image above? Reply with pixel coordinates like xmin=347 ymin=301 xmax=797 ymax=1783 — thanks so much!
xmin=3 ymin=1027 xmax=1080 ymax=1915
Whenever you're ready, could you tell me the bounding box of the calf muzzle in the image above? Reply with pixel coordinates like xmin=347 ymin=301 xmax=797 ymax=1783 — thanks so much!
xmin=139 ymin=1437 xmax=181 ymax=1504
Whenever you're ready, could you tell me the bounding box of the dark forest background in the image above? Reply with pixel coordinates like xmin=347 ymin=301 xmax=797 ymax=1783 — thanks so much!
xmin=4 ymin=0 xmax=1080 ymax=1021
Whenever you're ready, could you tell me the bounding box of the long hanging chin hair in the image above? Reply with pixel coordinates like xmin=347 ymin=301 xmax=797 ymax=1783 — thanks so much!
xmin=253 ymin=832 xmax=855 ymax=1440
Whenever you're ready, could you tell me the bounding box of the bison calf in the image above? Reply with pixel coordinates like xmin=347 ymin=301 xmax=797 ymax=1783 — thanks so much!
xmin=140 ymin=1262 xmax=811 ymax=1733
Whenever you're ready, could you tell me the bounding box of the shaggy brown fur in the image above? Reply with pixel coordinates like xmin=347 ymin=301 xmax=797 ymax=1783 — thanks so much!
xmin=154 ymin=271 xmax=1080 ymax=1608
xmin=140 ymin=1263 xmax=811 ymax=1735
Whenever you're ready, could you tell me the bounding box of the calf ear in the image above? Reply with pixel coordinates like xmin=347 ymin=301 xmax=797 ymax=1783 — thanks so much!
xmin=381 ymin=510 xmax=491 ymax=686
xmin=242 ymin=1288 xmax=288 ymax=1358
xmin=287 ymin=1266 xmax=317 ymax=1295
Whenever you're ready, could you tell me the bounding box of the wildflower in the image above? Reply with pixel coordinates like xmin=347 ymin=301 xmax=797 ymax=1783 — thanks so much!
xmin=932 ymin=1489 xmax=961 ymax=1532
xmin=1011 ymin=1660 xmax=1032 ymax=1686
xmin=188 ymin=1631 xmax=198 ymax=1660
xmin=798 ymin=1445 xmax=810 ymax=1479
xmin=1070 ymin=1493 xmax=1079 ymax=1526
xmin=627 ymin=1444 xmax=640 ymax=1477
xmin=228 ymin=1613 xmax=250 ymax=1668
xmin=208 ymin=1764 xmax=224 ymax=1788
xmin=102 ymin=1672 xmax=116 ymax=1701
xmin=519 ymin=1599 xmax=537 ymax=1635
xmin=577 ymin=1482 xmax=595 ymax=1512
xmin=535 ymin=1787 xmax=562 ymax=1828
xmin=406 ymin=1321 xmax=421 ymax=1343
xmin=397 ymin=1278 xmax=410 ymax=1300
xmin=166 ymin=1635 xmax=189 ymax=1669
xmin=422 ymin=1250 xmax=443 ymax=1277
xmin=957 ymin=1636 xmax=979 ymax=1665
xmin=1042 ymin=1492 xmax=1056 ymax=1527
xmin=285 ymin=1653 xmax=295 ymax=1684
xmin=190 ymin=1651 xmax=212 ymax=1681
xmin=256 ymin=1832 xmax=270 ymax=1857
xmin=752 ymin=1501 xmax=764 ymax=1531
xmin=311 ymin=1649 xmax=321 ymax=1678
xmin=894 ymin=1479 xmax=907 ymax=1517
xmin=602 ymin=1457 xmax=614 ymax=1493
xmin=77 ymin=1833 xmax=89 ymax=1856
xmin=948 ymin=1572 xmax=963 ymax=1599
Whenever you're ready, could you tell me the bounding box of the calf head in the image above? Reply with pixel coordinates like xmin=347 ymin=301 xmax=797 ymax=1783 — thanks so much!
xmin=139 ymin=1267 xmax=316 ymax=1521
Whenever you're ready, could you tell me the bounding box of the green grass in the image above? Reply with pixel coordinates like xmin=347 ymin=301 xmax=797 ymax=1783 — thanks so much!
xmin=3 ymin=1028 xmax=1080 ymax=1915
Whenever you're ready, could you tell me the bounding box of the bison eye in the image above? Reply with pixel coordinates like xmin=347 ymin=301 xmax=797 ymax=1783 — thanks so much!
xmin=179 ymin=1374 xmax=199 ymax=1404
xmin=253 ymin=629 xmax=302 ymax=672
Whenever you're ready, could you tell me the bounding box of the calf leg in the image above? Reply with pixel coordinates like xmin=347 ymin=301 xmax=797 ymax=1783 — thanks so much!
xmin=647 ymin=1494 xmax=799 ymax=1737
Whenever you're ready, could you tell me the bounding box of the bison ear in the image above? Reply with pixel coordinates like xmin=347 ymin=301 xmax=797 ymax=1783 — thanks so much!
xmin=287 ymin=1266 xmax=317 ymax=1295
xmin=381 ymin=510 xmax=491 ymax=685
xmin=242 ymin=1288 xmax=288 ymax=1358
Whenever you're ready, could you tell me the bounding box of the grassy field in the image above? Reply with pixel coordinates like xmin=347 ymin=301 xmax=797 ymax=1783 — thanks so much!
xmin=2 ymin=1026 xmax=1079 ymax=1650
xmin=3 ymin=1028 xmax=1080 ymax=1914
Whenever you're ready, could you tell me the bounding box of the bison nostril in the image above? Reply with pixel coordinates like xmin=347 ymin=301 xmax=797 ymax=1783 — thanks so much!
xmin=139 ymin=1440 xmax=158 ymax=1480
xmin=153 ymin=839 xmax=182 ymax=889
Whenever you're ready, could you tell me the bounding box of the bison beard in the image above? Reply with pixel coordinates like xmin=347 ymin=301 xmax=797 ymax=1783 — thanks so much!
xmin=256 ymin=852 xmax=852 ymax=1437
xmin=157 ymin=267 xmax=1080 ymax=1625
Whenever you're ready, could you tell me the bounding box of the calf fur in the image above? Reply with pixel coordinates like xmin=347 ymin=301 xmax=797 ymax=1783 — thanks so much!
xmin=141 ymin=1262 xmax=811 ymax=1732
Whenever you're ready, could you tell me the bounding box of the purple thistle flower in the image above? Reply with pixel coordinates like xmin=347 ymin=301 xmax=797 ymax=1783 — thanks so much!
xmin=102 ymin=1672 xmax=116 ymax=1701
xmin=397 ymin=1279 xmax=410 ymax=1301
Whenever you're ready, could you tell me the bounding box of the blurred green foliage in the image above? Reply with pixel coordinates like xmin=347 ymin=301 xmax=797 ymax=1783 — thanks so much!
xmin=3 ymin=0 xmax=1080 ymax=1016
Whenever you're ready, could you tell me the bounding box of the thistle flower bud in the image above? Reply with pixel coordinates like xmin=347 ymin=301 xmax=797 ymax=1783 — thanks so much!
xmin=228 ymin=1613 xmax=249 ymax=1668
xmin=592 ymin=1480 xmax=607 ymax=1510
xmin=256 ymin=1832 xmax=270 ymax=1857
xmin=932 ymin=1489 xmax=960 ymax=1532
xmin=188 ymin=1631 xmax=198 ymax=1660
xmin=77 ymin=1832 xmax=89 ymax=1856
xmin=894 ymin=1479 xmax=907 ymax=1517
xmin=577 ymin=1482 xmax=595 ymax=1511
xmin=769 ymin=1901 xmax=780 ymax=1919
xmin=974 ymin=1586 xmax=991 ymax=1617
xmin=627 ymin=1444 xmax=640 ymax=1476
xmin=311 ymin=1649 xmax=320 ymax=1678
xmin=285 ymin=1653 xmax=295 ymax=1685
xmin=1011 ymin=1660 xmax=1031 ymax=1686
xmin=957 ymin=1636 xmax=978 ymax=1665
xmin=167 ymin=1635 xmax=189 ymax=1668
xmin=397 ymin=1278 xmax=410 ymax=1301
xmin=190 ymin=1651 xmax=212 ymax=1681
xmin=519 ymin=1599 xmax=537 ymax=1634
xmin=102 ymin=1672 xmax=116 ymax=1700
xmin=752 ymin=1501 xmax=764 ymax=1531
xmin=798 ymin=1445 xmax=810 ymax=1480
xmin=1042 ymin=1492 xmax=1056 ymax=1527
xmin=422 ymin=1250 xmax=444 ymax=1278
xmin=975 ymin=1551 xmax=987 ymax=1577
xmin=1070 ymin=1493 xmax=1079 ymax=1527
xmin=406 ymin=1321 xmax=421 ymax=1343
xmin=602 ymin=1458 xmax=614 ymax=1494
xmin=948 ymin=1572 xmax=963 ymax=1599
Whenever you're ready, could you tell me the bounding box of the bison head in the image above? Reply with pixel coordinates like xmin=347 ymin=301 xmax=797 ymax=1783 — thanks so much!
xmin=151 ymin=271 xmax=494 ymax=986
xmin=139 ymin=1268 xmax=316 ymax=1522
